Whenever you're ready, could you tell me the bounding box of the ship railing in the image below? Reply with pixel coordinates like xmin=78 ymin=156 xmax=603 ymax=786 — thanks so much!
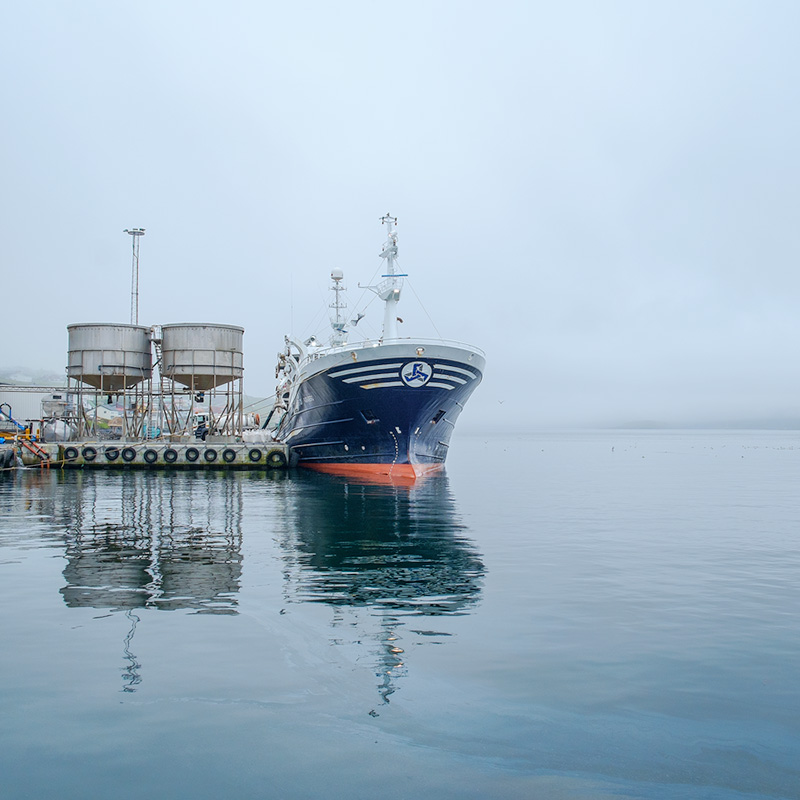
xmin=304 ymin=337 xmax=486 ymax=362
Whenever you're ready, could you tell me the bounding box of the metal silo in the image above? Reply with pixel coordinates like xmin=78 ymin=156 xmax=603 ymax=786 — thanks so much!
xmin=161 ymin=324 xmax=244 ymax=390
xmin=67 ymin=324 xmax=153 ymax=391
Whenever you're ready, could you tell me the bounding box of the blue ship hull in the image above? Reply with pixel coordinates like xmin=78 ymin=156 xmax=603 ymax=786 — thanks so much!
xmin=277 ymin=342 xmax=484 ymax=476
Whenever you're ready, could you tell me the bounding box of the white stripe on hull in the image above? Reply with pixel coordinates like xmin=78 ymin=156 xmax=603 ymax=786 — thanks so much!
xmin=433 ymin=373 xmax=466 ymax=384
xmin=328 ymin=362 xmax=403 ymax=379
xmin=433 ymin=363 xmax=478 ymax=379
xmin=361 ymin=381 xmax=405 ymax=389
xmin=342 ymin=372 xmax=399 ymax=383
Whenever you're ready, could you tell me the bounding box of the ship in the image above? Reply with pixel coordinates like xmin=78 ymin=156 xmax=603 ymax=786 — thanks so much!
xmin=272 ymin=215 xmax=485 ymax=479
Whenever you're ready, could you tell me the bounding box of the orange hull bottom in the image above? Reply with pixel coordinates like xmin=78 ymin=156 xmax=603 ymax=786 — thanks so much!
xmin=301 ymin=461 xmax=443 ymax=484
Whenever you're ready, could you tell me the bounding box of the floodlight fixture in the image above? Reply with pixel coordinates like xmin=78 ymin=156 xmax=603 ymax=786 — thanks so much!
xmin=124 ymin=228 xmax=145 ymax=325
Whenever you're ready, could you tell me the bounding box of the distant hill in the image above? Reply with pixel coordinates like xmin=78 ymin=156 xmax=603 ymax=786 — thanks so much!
xmin=611 ymin=418 xmax=800 ymax=431
xmin=0 ymin=367 xmax=65 ymax=387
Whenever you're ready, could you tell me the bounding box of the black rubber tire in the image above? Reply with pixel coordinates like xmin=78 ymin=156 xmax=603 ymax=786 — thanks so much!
xmin=121 ymin=447 xmax=137 ymax=462
xmin=164 ymin=448 xmax=178 ymax=463
xmin=105 ymin=447 xmax=120 ymax=461
xmin=82 ymin=446 xmax=97 ymax=462
xmin=266 ymin=450 xmax=287 ymax=469
xmin=248 ymin=448 xmax=263 ymax=463
xmin=204 ymin=448 xmax=218 ymax=462
xmin=64 ymin=446 xmax=79 ymax=461
xmin=185 ymin=447 xmax=200 ymax=462
xmin=222 ymin=448 xmax=237 ymax=463
xmin=144 ymin=449 xmax=158 ymax=464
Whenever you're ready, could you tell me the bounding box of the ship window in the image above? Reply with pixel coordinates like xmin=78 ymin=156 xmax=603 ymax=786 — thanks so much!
xmin=431 ymin=409 xmax=446 ymax=424
xmin=361 ymin=409 xmax=378 ymax=424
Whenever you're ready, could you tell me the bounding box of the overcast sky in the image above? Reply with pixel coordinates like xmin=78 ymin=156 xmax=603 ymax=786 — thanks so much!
xmin=2 ymin=1 xmax=799 ymax=428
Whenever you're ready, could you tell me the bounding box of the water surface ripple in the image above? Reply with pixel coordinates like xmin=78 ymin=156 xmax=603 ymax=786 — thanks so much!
xmin=1 ymin=431 xmax=798 ymax=799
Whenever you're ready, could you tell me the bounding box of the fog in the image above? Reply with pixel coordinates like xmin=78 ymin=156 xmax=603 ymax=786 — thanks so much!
xmin=2 ymin=1 xmax=798 ymax=429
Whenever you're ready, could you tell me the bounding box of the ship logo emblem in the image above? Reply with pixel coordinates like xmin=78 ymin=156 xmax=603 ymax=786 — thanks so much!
xmin=401 ymin=361 xmax=433 ymax=387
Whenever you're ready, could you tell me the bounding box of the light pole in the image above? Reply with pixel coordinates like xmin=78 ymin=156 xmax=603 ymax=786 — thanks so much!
xmin=124 ymin=228 xmax=145 ymax=325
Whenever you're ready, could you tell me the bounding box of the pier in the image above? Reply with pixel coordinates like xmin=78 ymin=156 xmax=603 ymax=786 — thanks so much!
xmin=12 ymin=440 xmax=288 ymax=470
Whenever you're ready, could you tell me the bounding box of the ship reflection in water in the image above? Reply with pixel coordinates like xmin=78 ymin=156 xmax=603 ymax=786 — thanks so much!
xmin=58 ymin=471 xmax=248 ymax=614
xmin=279 ymin=470 xmax=484 ymax=702
xmin=49 ymin=467 xmax=482 ymax=700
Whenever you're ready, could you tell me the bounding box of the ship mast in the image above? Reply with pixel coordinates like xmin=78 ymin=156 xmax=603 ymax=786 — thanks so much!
xmin=329 ymin=268 xmax=348 ymax=346
xmin=364 ymin=214 xmax=406 ymax=341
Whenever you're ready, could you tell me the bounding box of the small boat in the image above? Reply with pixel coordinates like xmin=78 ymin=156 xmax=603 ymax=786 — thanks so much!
xmin=273 ymin=215 xmax=485 ymax=479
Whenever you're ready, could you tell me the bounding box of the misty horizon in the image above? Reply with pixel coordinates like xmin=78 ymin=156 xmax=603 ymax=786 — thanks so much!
xmin=3 ymin=2 xmax=799 ymax=430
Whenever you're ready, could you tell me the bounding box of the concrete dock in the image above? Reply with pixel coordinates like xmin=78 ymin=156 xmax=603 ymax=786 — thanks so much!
xmin=13 ymin=440 xmax=288 ymax=470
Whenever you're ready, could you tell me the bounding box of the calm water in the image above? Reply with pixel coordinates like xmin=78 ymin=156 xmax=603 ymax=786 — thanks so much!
xmin=1 ymin=431 xmax=799 ymax=799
